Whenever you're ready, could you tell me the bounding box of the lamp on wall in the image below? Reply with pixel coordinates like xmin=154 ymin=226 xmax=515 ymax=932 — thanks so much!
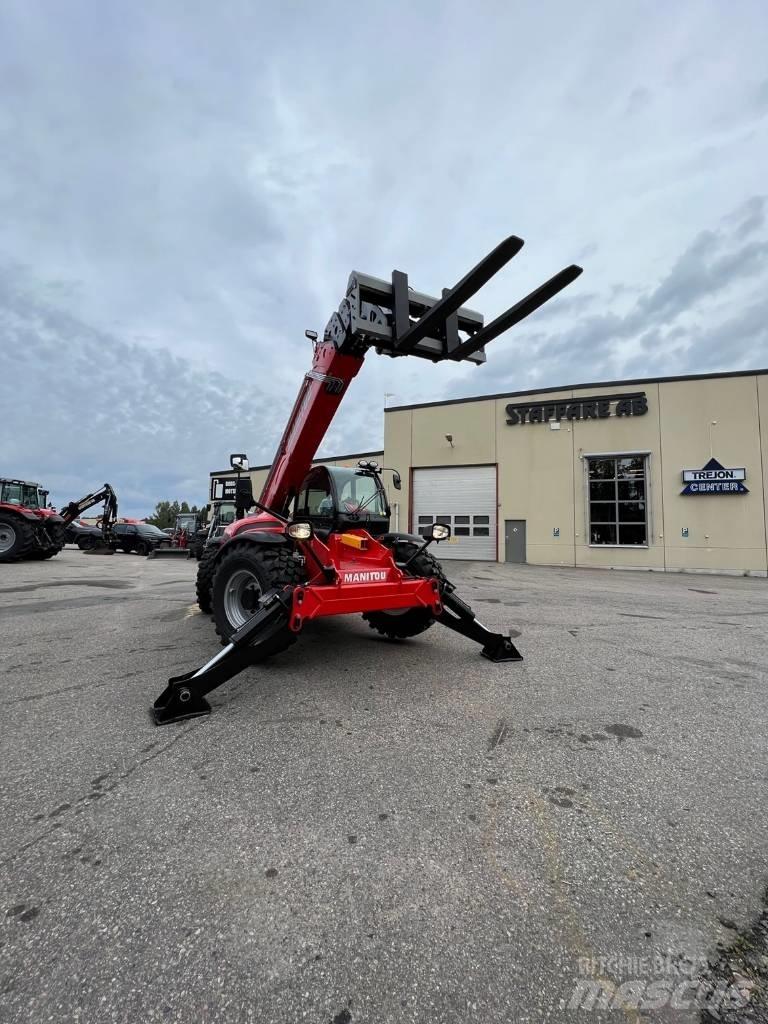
xmin=445 ymin=433 xmax=455 ymax=448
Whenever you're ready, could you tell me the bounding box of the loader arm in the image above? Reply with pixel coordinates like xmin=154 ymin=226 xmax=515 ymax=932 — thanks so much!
xmin=60 ymin=484 xmax=119 ymax=543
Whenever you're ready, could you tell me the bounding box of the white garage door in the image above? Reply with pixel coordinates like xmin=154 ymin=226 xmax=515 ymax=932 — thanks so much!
xmin=412 ymin=465 xmax=496 ymax=560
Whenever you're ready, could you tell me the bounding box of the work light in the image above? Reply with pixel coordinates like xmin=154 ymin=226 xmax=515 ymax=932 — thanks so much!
xmin=286 ymin=521 xmax=314 ymax=541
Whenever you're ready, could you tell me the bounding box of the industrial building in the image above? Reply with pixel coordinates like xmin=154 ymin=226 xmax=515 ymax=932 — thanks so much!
xmin=211 ymin=368 xmax=768 ymax=576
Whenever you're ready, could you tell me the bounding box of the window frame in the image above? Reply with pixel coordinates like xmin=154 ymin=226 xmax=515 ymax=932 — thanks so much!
xmin=583 ymin=450 xmax=651 ymax=549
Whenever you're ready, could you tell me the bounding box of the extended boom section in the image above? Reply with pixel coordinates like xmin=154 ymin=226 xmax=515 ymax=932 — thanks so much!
xmin=156 ymin=236 xmax=582 ymax=723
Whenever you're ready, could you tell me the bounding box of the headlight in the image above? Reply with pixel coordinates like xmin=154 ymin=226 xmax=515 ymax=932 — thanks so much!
xmin=431 ymin=523 xmax=451 ymax=542
xmin=286 ymin=521 xmax=314 ymax=541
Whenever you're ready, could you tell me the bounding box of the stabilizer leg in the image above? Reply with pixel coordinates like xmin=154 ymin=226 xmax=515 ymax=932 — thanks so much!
xmin=436 ymin=588 xmax=522 ymax=663
xmin=152 ymin=587 xmax=294 ymax=725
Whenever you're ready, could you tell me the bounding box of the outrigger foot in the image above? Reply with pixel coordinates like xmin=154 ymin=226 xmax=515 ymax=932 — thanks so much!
xmin=437 ymin=588 xmax=522 ymax=663
xmin=152 ymin=587 xmax=294 ymax=725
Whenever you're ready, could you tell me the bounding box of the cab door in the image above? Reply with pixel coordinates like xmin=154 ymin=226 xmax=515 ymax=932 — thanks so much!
xmin=294 ymin=467 xmax=335 ymax=532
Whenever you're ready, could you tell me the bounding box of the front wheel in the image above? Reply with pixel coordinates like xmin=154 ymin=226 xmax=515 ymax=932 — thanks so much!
xmin=363 ymin=544 xmax=445 ymax=640
xmin=211 ymin=543 xmax=305 ymax=653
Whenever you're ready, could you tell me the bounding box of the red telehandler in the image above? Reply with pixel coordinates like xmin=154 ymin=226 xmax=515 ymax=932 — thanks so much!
xmin=154 ymin=236 xmax=582 ymax=724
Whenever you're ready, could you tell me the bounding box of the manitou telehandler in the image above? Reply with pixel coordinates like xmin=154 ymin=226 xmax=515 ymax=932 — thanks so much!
xmin=154 ymin=236 xmax=582 ymax=724
xmin=0 ymin=480 xmax=118 ymax=561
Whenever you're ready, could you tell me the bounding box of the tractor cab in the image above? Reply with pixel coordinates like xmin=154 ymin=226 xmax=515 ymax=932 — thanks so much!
xmin=293 ymin=463 xmax=391 ymax=536
xmin=0 ymin=479 xmax=44 ymax=510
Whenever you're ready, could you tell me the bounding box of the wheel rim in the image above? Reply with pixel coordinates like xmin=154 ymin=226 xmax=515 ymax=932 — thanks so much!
xmin=223 ymin=568 xmax=263 ymax=629
xmin=0 ymin=523 xmax=16 ymax=554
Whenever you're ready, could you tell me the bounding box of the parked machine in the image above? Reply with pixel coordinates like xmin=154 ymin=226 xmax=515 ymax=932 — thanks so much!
xmin=0 ymin=479 xmax=65 ymax=561
xmin=154 ymin=236 xmax=582 ymax=723
xmin=0 ymin=480 xmax=118 ymax=561
xmin=60 ymin=484 xmax=119 ymax=555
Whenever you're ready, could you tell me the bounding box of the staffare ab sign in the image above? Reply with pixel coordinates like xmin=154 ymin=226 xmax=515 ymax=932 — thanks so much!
xmin=681 ymin=458 xmax=748 ymax=495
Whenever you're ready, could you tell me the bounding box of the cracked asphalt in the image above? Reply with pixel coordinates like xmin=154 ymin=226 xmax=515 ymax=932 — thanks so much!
xmin=1 ymin=548 xmax=767 ymax=1022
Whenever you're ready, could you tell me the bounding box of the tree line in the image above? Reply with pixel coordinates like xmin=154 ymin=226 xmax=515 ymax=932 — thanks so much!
xmin=146 ymin=500 xmax=202 ymax=530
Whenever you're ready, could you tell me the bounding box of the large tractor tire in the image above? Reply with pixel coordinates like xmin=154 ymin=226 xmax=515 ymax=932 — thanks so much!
xmin=36 ymin=524 xmax=65 ymax=560
xmin=0 ymin=514 xmax=35 ymax=563
xmin=211 ymin=542 xmax=305 ymax=653
xmin=363 ymin=543 xmax=446 ymax=640
xmin=195 ymin=546 xmax=217 ymax=614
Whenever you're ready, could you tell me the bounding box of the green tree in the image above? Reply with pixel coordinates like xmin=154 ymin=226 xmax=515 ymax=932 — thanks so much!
xmin=147 ymin=499 xmax=204 ymax=528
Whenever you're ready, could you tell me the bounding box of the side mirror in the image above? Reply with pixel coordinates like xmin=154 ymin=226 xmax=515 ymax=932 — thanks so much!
xmin=230 ymin=453 xmax=249 ymax=472
xmin=305 ymin=329 xmax=318 ymax=343
xmin=235 ymin=477 xmax=254 ymax=507
xmin=429 ymin=523 xmax=451 ymax=542
xmin=392 ymin=471 xmax=402 ymax=490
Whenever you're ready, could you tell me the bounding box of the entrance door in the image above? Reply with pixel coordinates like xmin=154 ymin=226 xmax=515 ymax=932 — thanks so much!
xmin=504 ymin=520 xmax=526 ymax=563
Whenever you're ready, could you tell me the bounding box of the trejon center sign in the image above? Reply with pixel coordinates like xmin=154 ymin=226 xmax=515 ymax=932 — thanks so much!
xmin=681 ymin=458 xmax=748 ymax=495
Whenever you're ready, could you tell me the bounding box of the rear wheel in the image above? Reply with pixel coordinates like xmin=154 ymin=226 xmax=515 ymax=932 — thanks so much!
xmin=363 ymin=544 xmax=445 ymax=640
xmin=196 ymin=545 xmax=217 ymax=614
xmin=0 ymin=514 xmax=34 ymax=563
xmin=212 ymin=543 xmax=305 ymax=653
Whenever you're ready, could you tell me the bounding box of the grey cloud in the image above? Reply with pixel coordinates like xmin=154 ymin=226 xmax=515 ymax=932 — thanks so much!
xmin=626 ymin=87 xmax=651 ymax=116
xmin=449 ymin=198 xmax=768 ymax=395
xmin=1 ymin=1 xmax=768 ymax=504
xmin=0 ymin=272 xmax=282 ymax=515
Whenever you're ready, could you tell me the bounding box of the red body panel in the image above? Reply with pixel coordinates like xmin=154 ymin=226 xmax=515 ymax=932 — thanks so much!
xmin=227 ymin=510 xmax=285 ymax=538
xmin=288 ymin=530 xmax=442 ymax=631
xmin=0 ymin=503 xmax=64 ymax=524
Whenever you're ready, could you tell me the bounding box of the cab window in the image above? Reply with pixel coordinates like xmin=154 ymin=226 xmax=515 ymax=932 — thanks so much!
xmin=295 ymin=470 xmax=333 ymax=519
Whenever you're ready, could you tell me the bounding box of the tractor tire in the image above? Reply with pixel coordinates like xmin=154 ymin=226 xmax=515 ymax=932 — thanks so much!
xmin=363 ymin=544 xmax=446 ymax=640
xmin=32 ymin=545 xmax=61 ymax=560
xmin=37 ymin=524 xmax=64 ymax=559
xmin=0 ymin=514 xmax=35 ymax=563
xmin=195 ymin=546 xmax=217 ymax=614
xmin=211 ymin=542 xmax=306 ymax=653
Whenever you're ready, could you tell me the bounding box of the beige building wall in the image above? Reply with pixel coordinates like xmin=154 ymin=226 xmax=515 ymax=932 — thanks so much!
xmin=659 ymin=376 xmax=766 ymax=572
xmin=384 ymin=371 xmax=768 ymax=575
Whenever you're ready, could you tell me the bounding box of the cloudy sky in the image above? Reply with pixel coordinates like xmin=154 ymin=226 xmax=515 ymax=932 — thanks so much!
xmin=1 ymin=1 xmax=767 ymax=515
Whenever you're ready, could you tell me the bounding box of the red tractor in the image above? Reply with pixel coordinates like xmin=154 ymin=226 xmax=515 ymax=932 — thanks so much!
xmin=154 ymin=236 xmax=582 ymax=724
xmin=0 ymin=480 xmax=119 ymax=562
xmin=0 ymin=479 xmax=65 ymax=561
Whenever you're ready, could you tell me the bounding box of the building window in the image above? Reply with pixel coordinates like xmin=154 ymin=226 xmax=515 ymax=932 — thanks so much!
xmin=587 ymin=456 xmax=648 ymax=546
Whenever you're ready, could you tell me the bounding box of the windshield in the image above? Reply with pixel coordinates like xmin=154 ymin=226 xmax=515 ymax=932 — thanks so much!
xmin=331 ymin=468 xmax=388 ymax=518
xmin=139 ymin=525 xmax=167 ymax=537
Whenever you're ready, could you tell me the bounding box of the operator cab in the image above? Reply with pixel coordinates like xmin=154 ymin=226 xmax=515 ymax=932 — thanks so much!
xmin=293 ymin=464 xmax=390 ymax=537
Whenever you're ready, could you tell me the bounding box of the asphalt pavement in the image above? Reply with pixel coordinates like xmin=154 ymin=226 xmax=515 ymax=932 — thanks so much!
xmin=1 ymin=547 xmax=767 ymax=1023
